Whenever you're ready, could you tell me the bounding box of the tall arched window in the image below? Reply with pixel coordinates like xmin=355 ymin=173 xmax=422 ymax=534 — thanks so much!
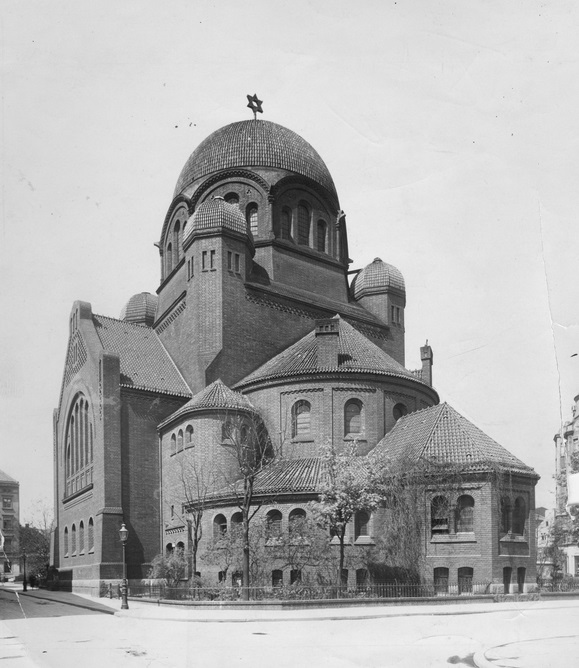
xmin=456 ymin=495 xmax=475 ymax=533
xmin=231 ymin=512 xmax=243 ymax=535
xmin=266 ymin=509 xmax=282 ymax=539
xmin=79 ymin=521 xmax=85 ymax=554
xmin=281 ymin=207 xmax=292 ymax=240
xmin=166 ymin=243 xmax=173 ymax=275
xmin=513 ymin=497 xmax=526 ymax=535
xmin=317 ymin=220 xmax=327 ymax=252
xmin=213 ymin=514 xmax=227 ymax=540
xmin=64 ymin=527 xmax=69 ymax=557
xmin=173 ymin=221 xmax=181 ymax=264
xmin=500 ymin=497 xmax=511 ymax=534
xmin=185 ymin=425 xmax=193 ymax=446
xmin=88 ymin=517 xmax=94 ymax=552
xmin=431 ymin=496 xmax=449 ymax=535
xmin=297 ymin=205 xmax=310 ymax=245
xmin=64 ymin=393 xmax=94 ymax=498
xmin=355 ymin=510 xmax=370 ymax=539
xmin=344 ymin=399 xmax=363 ymax=436
xmin=170 ymin=433 xmax=177 ymax=455
xmin=291 ymin=400 xmax=311 ymax=438
xmin=71 ymin=524 xmax=77 ymax=555
xmin=177 ymin=429 xmax=184 ymax=452
xmin=246 ymin=204 xmax=258 ymax=236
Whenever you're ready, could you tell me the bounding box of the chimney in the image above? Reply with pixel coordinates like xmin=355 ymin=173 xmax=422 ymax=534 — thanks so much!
xmin=420 ymin=340 xmax=433 ymax=386
xmin=316 ymin=318 xmax=340 ymax=368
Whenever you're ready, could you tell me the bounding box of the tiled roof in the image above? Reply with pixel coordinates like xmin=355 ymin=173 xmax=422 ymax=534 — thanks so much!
xmin=119 ymin=292 xmax=158 ymax=327
xmin=159 ymin=379 xmax=256 ymax=428
xmin=183 ymin=197 xmax=248 ymax=244
xmin=351 ymin=258 xmax=405 ymax=299
xmin=92 ymin=315 xmax=191 ymax=397
xmin=372 ymin=403 xmax=537 ymax=476
xmin=0 ymin=468 xmax=18 ymax=484
xmin=236 ymin=316 xmax=422 ymax=388
xmin=174 ymin=120 xmax=337 ymax=199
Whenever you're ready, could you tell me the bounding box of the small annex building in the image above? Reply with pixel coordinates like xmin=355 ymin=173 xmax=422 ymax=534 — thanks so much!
xmin=51 ymin=114 xmax=538 ymax=594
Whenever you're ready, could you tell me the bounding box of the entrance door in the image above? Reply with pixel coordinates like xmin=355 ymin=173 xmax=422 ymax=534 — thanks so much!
xmin=517 ymin=567 xmax=526 ymax=593
xmin=503 ymin=566 xmax=512 ymax=594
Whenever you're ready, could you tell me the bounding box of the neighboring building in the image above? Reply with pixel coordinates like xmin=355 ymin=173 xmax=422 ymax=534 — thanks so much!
xmin=553 ymin=394 xmax=579 ymax=577
xmin=0 ymin=468 xmax=20 ymax=580
xmin=51 ymin=113 xmax=539 ymax=593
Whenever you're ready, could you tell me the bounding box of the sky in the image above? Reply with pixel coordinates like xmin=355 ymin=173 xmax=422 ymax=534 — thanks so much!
xmin=1 ymin=0 xmax=578 ymax=520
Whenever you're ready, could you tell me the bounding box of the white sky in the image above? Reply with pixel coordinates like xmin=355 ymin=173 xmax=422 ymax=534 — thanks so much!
xmin=1 ymin=0 xmax=578 ymax=519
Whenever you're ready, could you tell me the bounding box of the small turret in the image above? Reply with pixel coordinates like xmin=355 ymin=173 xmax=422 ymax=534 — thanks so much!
xmin=420 ymin=340 xmax=433 ymax=386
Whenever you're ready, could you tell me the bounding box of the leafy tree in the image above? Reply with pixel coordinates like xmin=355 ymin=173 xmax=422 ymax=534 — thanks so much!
xmin=19 ymin=524 xmax=50 ymax=584
xmin=310 ymin=442 xmax=381 ymax=589
xmin=148 ymin=548 xmax=189 ymax=588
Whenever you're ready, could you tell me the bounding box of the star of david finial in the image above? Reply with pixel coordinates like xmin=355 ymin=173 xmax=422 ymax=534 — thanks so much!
xmin=247 ymin=94 xmax=263 ymax=120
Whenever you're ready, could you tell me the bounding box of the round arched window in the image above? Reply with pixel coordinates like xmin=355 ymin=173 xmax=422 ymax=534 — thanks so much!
xmin=393 ymin=403 xmax=408 ymax=421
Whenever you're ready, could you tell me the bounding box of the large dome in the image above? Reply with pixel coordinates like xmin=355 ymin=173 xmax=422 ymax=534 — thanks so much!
xmin=174 ymin=120 xmax=337 ymax=199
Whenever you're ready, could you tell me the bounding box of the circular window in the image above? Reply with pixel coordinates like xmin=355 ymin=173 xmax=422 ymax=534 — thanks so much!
xmin=224 ymin=192 xmax=239 ymax=204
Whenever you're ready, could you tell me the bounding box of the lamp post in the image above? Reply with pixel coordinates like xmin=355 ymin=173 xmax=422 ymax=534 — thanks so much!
xmin=22 ymin=550 xmax=27 ymax=592
xmin=119 ymin=523 xmax=129 ymax=610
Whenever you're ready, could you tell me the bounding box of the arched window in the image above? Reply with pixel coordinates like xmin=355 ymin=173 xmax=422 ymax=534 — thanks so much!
xmin=500 ymin=497 xmax=511 ymax=534
xmin=290 ymin=569 xmax=302 ymax=584
xmin=64 ymin=393 xmax=94 ymax=498
xmin=291 ymin=400 xmax=311 ymax=438
xmin=166 ymin=243 xmax=173 ymax=275
xmin=434 ymin=567 xmax=449 ymax=594
xmin=356 ymin=568 xmax=368 ymax=587
xmin=431 ymin=496 xmax=449 ymax=534
xmin=176 ymin=541 xmax=185 ymax=552
xmin=458 ymin=566 xmax=473 ymax=594
xmin=222 ymin=419 xmax=233 ymax=442
xmin=344 ymin=399 xmax=363 ymax=436
xmin=213 ymin=514 xmax=227 ymax=540
xmin=173 ymin=220 xmax=180 ymax=264
xmin=281 ymin=207 xmax=292 ymax=240
xmin=289 ymin=508 xmax=306 ymax=539
xmin=317 ymin=220 xmax=327 ymax=252
xmin=79 ymin=521 xmax=85 ymax=554
xmin=177 ymin=430 xmax=184 ymax=452
xmin=266 ymin=509 xmax=282 ymax=539
xmin=456 ymin=495 xmax=475 ymax=533
xmin=289 ymin=508 xmax=306 ymax=524
xmin=297 ymin=205 xmax=310 ymax=245
xmin=64 ymin=527 xmax=69 ymax=557
xmin=71 ymin=524 xmax=77 ymax=555
xmin=272 ymin=569 xmax=283 ymax=587
xmin=185 ymin=425 xmax=193 ymax=446
xmin=166 ymin=543 xmax=174 ymax=557
xmin=393 ymin=403 xmax=408 ymax=421
xmin=88 ymin=518 xmax=94 ymax=552
xmin=170 ymin=433 xmax=177 ymax=455
xmin=246 ymin=204 xmax=258 ymax=236
xmin=355 ymin=510 xmax=370 ymax=539
xmin=513 ymin=497 xmax=526 ymax=535
xmin=225 ymin=192 xmax=239 ymax=205
xmin=231 ymin=512 xmax=243 ymax=534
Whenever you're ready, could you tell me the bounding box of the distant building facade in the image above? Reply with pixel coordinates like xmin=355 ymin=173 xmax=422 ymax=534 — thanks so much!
xmin=0 ymin=469 xmax=20 ymax=579
xmin=51 ymin=115 xmax=538 ymax=593
xmin=554 ymin=393 xmax=579 ymax=576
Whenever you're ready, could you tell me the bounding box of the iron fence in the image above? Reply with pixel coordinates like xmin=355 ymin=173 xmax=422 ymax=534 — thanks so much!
xmin=128 ymin=581 xmax=494 ymax=602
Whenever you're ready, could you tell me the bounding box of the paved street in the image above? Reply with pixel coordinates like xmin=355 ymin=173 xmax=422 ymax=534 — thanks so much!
xmin=1 ymin=585 xmax=578 ymax=667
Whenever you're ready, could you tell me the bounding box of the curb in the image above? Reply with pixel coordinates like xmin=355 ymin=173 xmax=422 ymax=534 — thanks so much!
xmin=19 ymin=590 xmax=116 ymax=616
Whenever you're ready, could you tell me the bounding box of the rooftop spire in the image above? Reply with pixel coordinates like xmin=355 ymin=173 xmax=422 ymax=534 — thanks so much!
xmin=246 ymin=93 xmax=263 ymax=120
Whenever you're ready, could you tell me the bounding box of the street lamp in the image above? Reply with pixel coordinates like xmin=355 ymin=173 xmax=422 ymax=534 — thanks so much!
xmin=119 ymin=523 xmax=129 ymax=610
xmin=22 ymin=550 xmax=27 ymax=592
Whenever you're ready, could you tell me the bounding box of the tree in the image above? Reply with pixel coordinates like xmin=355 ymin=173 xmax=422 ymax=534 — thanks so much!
xmin=220 ymin=411 xmax=274 ymax=600
xmin=148 ymin=548 xmax=189 ymax=588
xmin=174 ymin=449 xmax=217 ymax=579
xmin=310 ymin=441 xmax=381 ymax=589
xmin=19 ymin=524 xmax=50 ymax=584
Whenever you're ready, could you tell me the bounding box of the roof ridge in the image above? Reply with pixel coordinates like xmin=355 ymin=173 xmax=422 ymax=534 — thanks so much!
xmin=417 ymin=402 xmax=447 ymax=460
xmin=93 ymin=313 xmax=152 ymax=330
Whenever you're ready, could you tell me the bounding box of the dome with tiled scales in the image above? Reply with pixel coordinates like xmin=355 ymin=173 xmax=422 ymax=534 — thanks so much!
xmin=173 ymin=119 xmax=338 ymax=200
